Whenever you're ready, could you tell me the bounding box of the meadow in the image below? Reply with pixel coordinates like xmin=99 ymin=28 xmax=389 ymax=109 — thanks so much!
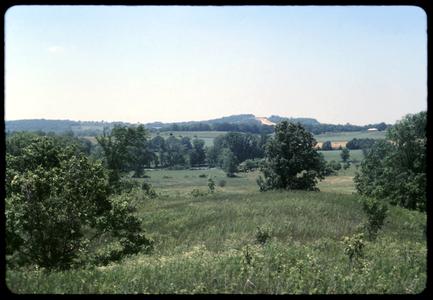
xmin=6 ymin=162 xmax=427 ymax=294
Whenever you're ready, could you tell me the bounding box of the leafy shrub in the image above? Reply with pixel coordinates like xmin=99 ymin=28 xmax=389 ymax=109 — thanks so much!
xmin=255 ymin=226 xmax=271 ymax=245
xmin=218 ymin=179 xmax=227 ymax=187
xmin=190 ymin=189 xmax=207 ymax=198
xmin=343 ymin=162 xmax=351 ymax=170
xmin=342 ymin=233 xmax=365 ymax=265
xmin=256 ymin=175 xmax=268 ymax=192
xmin=207 ymin=178 xmax=215 ymax=193
xmin=323 ymin=161 xmax=339 ymax=176
xmin=141 ymin=181 xmax=157 ymax=198
xmin=346 ymin=138 xmax=377 ymax=150
xmin=198 ymin=173 xmax=207 ymax=178
xmin=321 ymin=141 xmax=333 ymax=151
xmin=355 ymin=111 xmax=426 ymax=211
xmin=328 ymin=160 xmax=341 ymax=171
xmin=361 ymin=197 xmax=388 ymax=241
xmin=5 ymin=136 xmax=153 ymax=270
xmin=117 ymin=178 xmax=141 ymax=193
xmin=238 ymin=159 xmax=261 ymax=172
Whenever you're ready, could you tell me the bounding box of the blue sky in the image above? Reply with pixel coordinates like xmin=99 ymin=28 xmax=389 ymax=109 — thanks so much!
xmin=5 ymin=5 xmax=427 ymax=125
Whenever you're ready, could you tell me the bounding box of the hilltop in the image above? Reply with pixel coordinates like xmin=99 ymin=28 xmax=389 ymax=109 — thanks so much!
xmin=5 ymin=114 xmax=389 ymax=136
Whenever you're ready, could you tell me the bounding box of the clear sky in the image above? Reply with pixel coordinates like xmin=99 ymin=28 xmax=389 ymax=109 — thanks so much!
xmin=5 ymin=5 xmax=427 ymax=125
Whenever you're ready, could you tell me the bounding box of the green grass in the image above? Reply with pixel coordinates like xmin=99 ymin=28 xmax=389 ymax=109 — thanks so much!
xmin=6 ymin=168 xmax=426 ymax=294
xmin=313 ymin=130 xmax=387 ymax=142
xmin=319 ymin=149 xmax=364 ymax=163
xmin=150 ymin=131 xmax=227 ymax=147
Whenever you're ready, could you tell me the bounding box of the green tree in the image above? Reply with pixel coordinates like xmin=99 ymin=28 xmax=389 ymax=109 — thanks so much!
xmin=190 ymin=139 xmax=206 ymax=166
xmin=257 ymin=121 xmax=326 ymax=191
xmin=340 ymin=148 xmax=350 ymax=163
xmin=96 ymin=125 xmax=152 ymax=185
xmin=354 ymin=111 xmax=426 ymax=211
xmin=6 ymin=136 xmax=152 ymax=269
xmin=220 ymin=148 xmax=238 ymax=177
xmin=321 ymin=141 xmax=333 ymax=151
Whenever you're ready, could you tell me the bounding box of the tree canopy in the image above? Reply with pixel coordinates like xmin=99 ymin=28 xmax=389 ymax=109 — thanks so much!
xmin=257 ymin=121 xmax=326 ymax=191
xmin=354 ymin=111 xmax=426 ymax=211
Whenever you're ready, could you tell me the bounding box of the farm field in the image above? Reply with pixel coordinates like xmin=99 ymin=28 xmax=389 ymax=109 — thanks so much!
xmin=83 ymin=130 xmax=385 ymax=149
xmin=313 ymin=130 xmax=387 ymax=142
xmin=7 ymin=166 xmax=426 ymax=294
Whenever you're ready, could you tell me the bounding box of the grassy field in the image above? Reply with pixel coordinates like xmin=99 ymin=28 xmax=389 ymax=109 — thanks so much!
xmin=150 ymin=131 xmax=227 ymax=147
xmin=6 ymin=164 xmax=427 ymax=294
xmin=313 ymin=130 xmax=387 ymax=142
xmin=84 ymin=130 xmax=385 ymax=148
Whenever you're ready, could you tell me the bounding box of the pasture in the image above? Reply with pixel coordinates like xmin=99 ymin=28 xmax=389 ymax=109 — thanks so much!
xmin=313 ymin=130 xmax=387 ymax=142
xmin=6 ymin=165 xmax=426 ymax=294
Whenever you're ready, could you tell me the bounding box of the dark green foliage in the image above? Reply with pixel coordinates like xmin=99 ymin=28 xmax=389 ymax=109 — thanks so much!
xmin=217 ymin=179 xmax=227 ymax=187
xmin=361 ymin=197 xmax=388 ymax=241
xmin=207 ymin=133 xmax=267 ymax=168
xmin=191 ymin=189 xmax=207 ymax=197
xmin=220 ymin=149 xmax=238 ymax=177
xmin=354 ymin=111 xmax=426 ymax=211
xmin=343 ymin=162 xmax=351 ymax=170
xmin=141 ymin=182 xmax=157 ymax=198
xmin=328 ymin=160 xmax=341 ymax=171
xmin=321 ymin=141 xmax=333 ymax=151
xmin=90 ymin=193 xmax=153 ymax=266
xmin=255 ymin=226 xmax=271 ymax=245
xmin=190 ymin=139 xmax=206 ymax=166
xmin=6 ymin=135 xmax=152 ymax=270
xmin=340 ymin=148 xmax=350 ymax=162
xmin=342 ymin=233 xmax=365 ymax=265
xmin=207 ymin=178 xmax=216 ymax=193
xmin=198 ymin=173 xmax=207 ymax=178
xmin=346 ymin=138 xmax=377 ymax=150
xmin=258 ymin=122 xmax=326 ymax=191
xmin=238 ymin=159 xmax=262 ymax=172
xmin=96 ymin=125 xmax=152 ymax=186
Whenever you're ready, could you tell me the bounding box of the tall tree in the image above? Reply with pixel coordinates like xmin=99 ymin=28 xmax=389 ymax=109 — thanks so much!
xmin=340 ymin=148 xmax=350 ymax=163
xmin=96 ymin=125 xmax=151 ymax=184
xmin=190 ymin=138 xmax=206 ymax=166
xmin=257 ymin=121 xmax=326 ymax=191
xmin=354 ymin=111 xmax=426 ymax=211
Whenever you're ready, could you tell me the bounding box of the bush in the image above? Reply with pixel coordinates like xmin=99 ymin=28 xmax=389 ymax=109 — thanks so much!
xmin=207 ymin=178 xmax=215 ymax=193
xmin=238 ymin=159 xmax=261 ymax=172
xmin=342 ymin=233 xmax=365 ymax=265
xmin=361 ymin=197 xmax=388 ymax=241
xmin=198 ymin=173 xmax=207 ymax=178
xmin=141 ymin=181 xmax=157 ymax=198
xmin=321 ymin=141 xmax=333 ymax=151
xmin=255 ymin=226 xmax=271 ymax=245
xmin=5 ymin=136 xmax=153 ymax=270
xmin=328 ymin=160 xmax=341 ymax=171
xmin=217 ymin=179 xmax=227 ymax=187
xmin=190 ymin=189 xmax=207 ymax=197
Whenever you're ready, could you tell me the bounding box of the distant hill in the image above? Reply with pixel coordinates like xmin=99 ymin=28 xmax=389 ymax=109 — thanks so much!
xmin=5 ymin=114 xmax=390 ymax=136
xmin=268 ymin=115 xmax=321 ymax=126
xmin=5 ymin=119 xmax=132 ymax=136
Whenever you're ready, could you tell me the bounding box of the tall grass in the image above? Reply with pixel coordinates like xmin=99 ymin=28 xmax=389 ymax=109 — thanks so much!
xmin=6 ymin=169 xmax=426 ymax=294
